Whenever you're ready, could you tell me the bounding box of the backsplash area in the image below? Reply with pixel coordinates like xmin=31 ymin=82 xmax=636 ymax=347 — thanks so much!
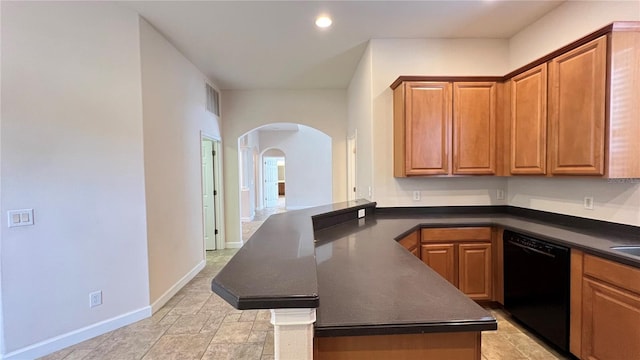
xmin=508 ymin=177 xmax=640 ymax=227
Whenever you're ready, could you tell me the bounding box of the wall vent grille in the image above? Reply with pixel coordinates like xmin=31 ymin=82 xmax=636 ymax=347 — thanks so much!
xmin=206 ymin=83 xmax=220 ymax=116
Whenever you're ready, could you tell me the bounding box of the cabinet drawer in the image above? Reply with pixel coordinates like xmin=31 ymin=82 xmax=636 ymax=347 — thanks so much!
xmin=421 ymin=227 xmax=491 ymax=243
xmin=584 ymin=254 xmax=640 ymax=294
xmin=398 ymin=231 xmax=419 ymax=250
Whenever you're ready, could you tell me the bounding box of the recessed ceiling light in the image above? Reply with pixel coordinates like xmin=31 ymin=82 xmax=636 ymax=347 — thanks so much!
xmin=315 ymin=16 xmax=332 ymax=28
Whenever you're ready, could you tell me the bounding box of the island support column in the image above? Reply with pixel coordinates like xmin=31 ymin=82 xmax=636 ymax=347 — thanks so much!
xmin=270 ymin=308 xmax=316 ymax=360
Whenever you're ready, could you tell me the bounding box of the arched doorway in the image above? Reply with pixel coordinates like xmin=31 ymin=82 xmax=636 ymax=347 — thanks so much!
xmin=238 ymin=123 xmax=332 ymax=243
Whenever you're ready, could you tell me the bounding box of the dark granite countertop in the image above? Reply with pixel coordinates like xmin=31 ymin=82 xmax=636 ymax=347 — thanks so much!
xmin=314 ymin=216 xmax=496 ymax=337
xmin=211 ymin=200 xmax=373 ymax=310
xmin=212 ymin=201 xmax=640 ymax=337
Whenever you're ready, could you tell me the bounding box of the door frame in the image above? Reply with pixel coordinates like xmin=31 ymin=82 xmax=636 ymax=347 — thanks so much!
xmin=201 ymin=132 xmax=225 ymax=251
xmin=347 ymin=130 xmax=357 ymax=201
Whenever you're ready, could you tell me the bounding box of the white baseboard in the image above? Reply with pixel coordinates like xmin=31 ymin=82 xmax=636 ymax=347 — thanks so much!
xmin=150 ymin=260 xmax=206 ymax=313
xmin=225 ymin=241 xmax=243 ymax=249
xmin=1 ymin=306 xmax=151 ymax=360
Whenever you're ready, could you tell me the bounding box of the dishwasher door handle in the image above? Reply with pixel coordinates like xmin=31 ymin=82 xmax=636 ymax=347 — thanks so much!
xmin=508 ymin=240 xmax=556 ymax=258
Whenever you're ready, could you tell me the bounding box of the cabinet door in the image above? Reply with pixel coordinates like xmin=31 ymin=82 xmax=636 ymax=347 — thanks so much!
xmin=510 ymin=64 xmax=547 ymax=175
xmin=421 ymin=243 xmax=456 ymax=286
xmin=453 ymin=82 xmax=497 ymax=174
xmin=548 ymin=36 xmax=606 ymax=175
xmin=582 ymin=278 xmax=640 ymax=360
xmin=458 ymin=243 xmax=492 ymax=300
xmin=403 ymin=82 xmax=452 ymax=175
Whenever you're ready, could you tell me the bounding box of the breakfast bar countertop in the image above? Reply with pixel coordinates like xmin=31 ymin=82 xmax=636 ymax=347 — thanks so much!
xmin=212 ymin=200 xmax=640 ymax=337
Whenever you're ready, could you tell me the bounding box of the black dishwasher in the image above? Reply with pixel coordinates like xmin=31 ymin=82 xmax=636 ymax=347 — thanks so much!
xmin=504 ymin=230 xmax=570 ymax=353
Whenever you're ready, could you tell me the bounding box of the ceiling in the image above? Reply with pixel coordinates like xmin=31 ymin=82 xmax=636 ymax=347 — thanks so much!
xmin=124 ymin=0 xmax=565 ymax=90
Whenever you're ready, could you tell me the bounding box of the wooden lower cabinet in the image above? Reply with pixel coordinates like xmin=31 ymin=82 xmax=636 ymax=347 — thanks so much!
xmin=581 ymin=278 xmax=640 ymax=359
xmin=420 ymin=227 xmax=493 ymax=301
xmin=398 ymin=231 xmax=421 ymax=258
xmin=314 ymin=331 xmax=482 ymax=360
xmin=421 ymin=243 xmax=456 ymax=285
xmin=458 ymin=243 xmax=492 ymax=300
xmin=571 ymin=251 xmax=640 ymax=359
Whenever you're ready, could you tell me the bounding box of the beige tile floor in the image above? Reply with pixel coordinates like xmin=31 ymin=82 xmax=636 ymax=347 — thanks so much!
xmin=42 ymin=200 xmax=569 ymax=360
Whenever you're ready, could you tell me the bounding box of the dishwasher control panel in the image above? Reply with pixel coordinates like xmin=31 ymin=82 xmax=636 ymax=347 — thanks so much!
xmin=504 ymin=230 xmax=566 ymax=256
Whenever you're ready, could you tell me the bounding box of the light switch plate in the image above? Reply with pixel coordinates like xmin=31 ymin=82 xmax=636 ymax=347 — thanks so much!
xmin=8 ymin=209 xmax=34 ymax=227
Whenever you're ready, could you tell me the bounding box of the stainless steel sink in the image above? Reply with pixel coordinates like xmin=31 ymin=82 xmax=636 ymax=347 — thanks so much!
xmin=610 ymin=246 xmax=640 ymax=257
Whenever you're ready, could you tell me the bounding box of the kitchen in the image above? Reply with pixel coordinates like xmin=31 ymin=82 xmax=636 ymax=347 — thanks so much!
xmin=213 ymin=5 xmax=640 ymax=359
xmin=3 ymin=1 xmax=640 ymax=359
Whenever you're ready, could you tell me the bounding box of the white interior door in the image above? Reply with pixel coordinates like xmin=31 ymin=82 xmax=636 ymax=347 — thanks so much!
xmin=202 ymin=140 xmax=216 ymax=250
xmin=263 ymin=157 xmax=279 ymax=208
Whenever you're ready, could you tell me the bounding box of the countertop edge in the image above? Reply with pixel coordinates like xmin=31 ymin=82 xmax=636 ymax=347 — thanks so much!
xmin=315 ymin=319 xmax=498 ymax=337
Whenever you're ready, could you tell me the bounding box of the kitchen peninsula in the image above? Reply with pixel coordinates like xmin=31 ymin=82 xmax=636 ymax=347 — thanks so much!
xmin=212 ymin=200 xmax=640 ymax=360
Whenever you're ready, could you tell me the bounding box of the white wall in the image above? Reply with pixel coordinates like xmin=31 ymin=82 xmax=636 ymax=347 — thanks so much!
xmin=221 ymin=90 xmax=347 ymax=247
xmin=259 ymin=127 xmax=332 ymax=209
xmin=367 ymin=39 xmax=511 ymax=207
xmin=1 ymin=2 xmax=150 ymax=357
xmin=139 ymin=19 xmax=222 ymax=307
xmin=347 ymin=45 xmax=374 ymax=201
xmin=509 ymin=0 xmax=640 ymax=69
xmin=507 ymin=0 xmax=640 ymax=226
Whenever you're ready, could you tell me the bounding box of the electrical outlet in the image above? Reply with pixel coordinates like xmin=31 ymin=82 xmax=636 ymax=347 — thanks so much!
xmin=584 ymin=197 xmax=594 ymax=210
xmin=497 ymin=189 xmax=505 ymax=200
xmin=89 ymin=291 xmax=102 ymax=308
xmin=413 ymin=191 xmax=421 ymax=201
xmin=357 ymin=209 xmax=365 ymax=218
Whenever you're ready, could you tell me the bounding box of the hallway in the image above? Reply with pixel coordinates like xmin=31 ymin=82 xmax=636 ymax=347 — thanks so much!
xmin=241 ymin=197 xmax=286 ymax=242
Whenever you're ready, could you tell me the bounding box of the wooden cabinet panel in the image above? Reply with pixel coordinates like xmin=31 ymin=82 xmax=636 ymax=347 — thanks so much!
xmin=458 ymin=243 xmax=492 ymax=300
xmin=421 ymin=227 xmax=491 ymax=243
xmin=606 ymin=30 xmax=640 ymax=178
xmin=453 ymin=82 xmax=497 ymax=175
xmin=548 ymin=36 xmax=606 ymax=175
xmin=398 ymin=231 xmax=420 ymax=258
xmin=583 ymin=253 xmax=640 ymax=298
xmin=510 ymin=64 xmax=547 ymax=175
xmin=572 ymin=251 xmax=640 ymax=360
xmin=421 ymin=243 xmax=456 ymax=286
xmin=419 ymin=227 xmax=493 ymax=300
xmin=315 ymin=331 xmax=482 ymax=360
xmin=570 ymin=250 xmax=584 ymax=358
xmin=394 ymin=82 xmax=452 ymax=176
xmin=492 ymin=228 xmax=504 ymax=304
xmin=582 ymin=278 xmax=640 ymax=360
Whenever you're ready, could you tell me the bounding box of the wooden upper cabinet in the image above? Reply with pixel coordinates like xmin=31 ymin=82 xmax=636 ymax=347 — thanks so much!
xmin=394 ymin=82 xmax=452 ymax=176
xmin=510 ymin=64 xmax=548 ymax=175
xmin=606 ymin=27 xmax=640 ymax=178
xmin=548 ymin=36 xmax=607 ymax=175
xmin=453 ymin=82 xmax=497 ymax=175
xmin=392 ymin=22 xmax=640 ymax=178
